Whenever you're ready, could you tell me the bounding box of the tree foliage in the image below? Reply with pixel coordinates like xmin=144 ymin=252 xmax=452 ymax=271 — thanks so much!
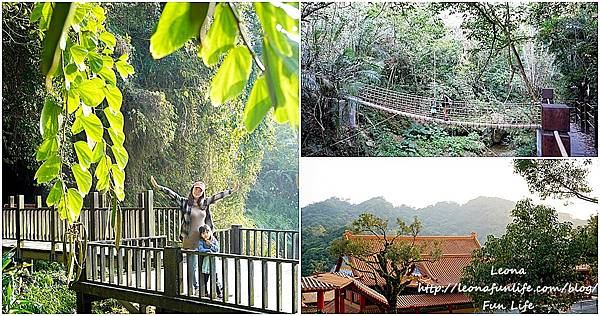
xmin=514 ymin=159 xmax=597 ymax=203
xmin=150 ymin=2 xmax=299 ymax=133
xmin=461 ymin=199 xmax=592 ymax=313
xmin=330 ymin=213 xmax=441 ymax=313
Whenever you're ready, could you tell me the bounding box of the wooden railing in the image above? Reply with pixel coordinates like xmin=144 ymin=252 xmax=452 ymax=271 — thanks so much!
xmin=571 ymin=101 xmax=598 ymax=148
xmin=2 ymin=191 xmax=299 ymax=260
xmin=83 ymin=237 xmax=299 ymax=313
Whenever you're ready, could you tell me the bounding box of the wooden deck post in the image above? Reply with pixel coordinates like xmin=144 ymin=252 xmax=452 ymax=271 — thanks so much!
xmin=36 ymin=195 xmax=42 ymax=208
xmin=231 ymin=224 xmax=242 ymax=255
xmin=89 ymin=192 xmax=99 ymax=241
xmin=541 ymin=103 xmax=571 ymax=156
xmin=76 ymin=292 xmax=93 ymax=313
xmin=50 ymin=206 xmax=57 ymax=261
xmin=163 ymin=246 xmax=182 ymax=297
xmin=16 ymin=195 xmax=24 ymax=260
xmin=143 ymin=190 xmax=155 ymax=237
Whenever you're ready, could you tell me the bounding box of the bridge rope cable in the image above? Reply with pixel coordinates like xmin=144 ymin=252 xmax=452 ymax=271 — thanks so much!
xmin=306 ymin=112 xmax=401 ymax=156
xmin=351 ymin=85 xmax=542 ymax=129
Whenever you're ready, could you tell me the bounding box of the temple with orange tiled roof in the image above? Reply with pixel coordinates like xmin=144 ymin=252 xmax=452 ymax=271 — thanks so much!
xmin=301 ymin=231 xmax=481 ymax=313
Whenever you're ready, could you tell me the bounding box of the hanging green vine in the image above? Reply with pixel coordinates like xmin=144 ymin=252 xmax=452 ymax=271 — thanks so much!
xmin=31 ymin=2 xmax=134 ymax=279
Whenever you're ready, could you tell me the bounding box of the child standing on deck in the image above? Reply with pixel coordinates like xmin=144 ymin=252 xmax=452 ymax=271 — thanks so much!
xmin=198 ymin=224 xmax=223 ymax=299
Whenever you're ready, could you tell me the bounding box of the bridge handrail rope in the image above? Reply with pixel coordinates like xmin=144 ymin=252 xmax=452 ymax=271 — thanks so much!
xmin=351 ymin=84 xmax=542 ymax=129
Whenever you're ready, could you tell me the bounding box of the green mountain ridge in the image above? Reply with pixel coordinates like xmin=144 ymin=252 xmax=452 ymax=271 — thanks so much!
xmin=301 ymin=196 xmax=588 ymax=276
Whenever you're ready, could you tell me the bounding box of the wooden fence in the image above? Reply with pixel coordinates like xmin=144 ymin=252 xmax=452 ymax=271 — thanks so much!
xmin=82 ymin=236 xmax=298 ymax=313
xmin=571 ymin=101 xmax=598 ymax=148
xmin=3 ymin=192 xmax=299 ymax=261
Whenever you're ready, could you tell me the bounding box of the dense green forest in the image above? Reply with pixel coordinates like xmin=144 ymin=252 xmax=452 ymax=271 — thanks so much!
xmin=2 ymin=2 xmax=298 ymax=230
xmin=301 ymin=2 xmax=597 ymax=156
xmin=301 ymin=196 xmax=587 ymax=276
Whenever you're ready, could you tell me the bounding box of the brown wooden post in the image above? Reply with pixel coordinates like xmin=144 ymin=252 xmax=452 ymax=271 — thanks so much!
xmin=163 ymin=246 xmax=182 ymax=297
xmin=541 ymin=88 xmax=554 ymax=104
xmin=76 ymin=292 xmax=93 ymax=313
xmin=138 ymin=192 xmax=145 ymax=238
xmin=143 ymin=190 xmax=155 ymax=237
xmin=16 ymin=195 xmax=24 ymax=260
xmin=231 ymin=224 xmax=242 ymax=255
xmin=317 ymin=291 xmax=325 ymax=312
xmin=541 ymin=103 xmax=571 ymax=157
xmin=50 ymin=207 xmax=56 ymax=261
xmin=89 ymin=192 xmax=99 ymax=241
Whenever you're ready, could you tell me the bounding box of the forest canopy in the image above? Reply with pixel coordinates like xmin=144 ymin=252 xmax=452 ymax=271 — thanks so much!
xmin=301 ymin=2 xmax=597 ymax=157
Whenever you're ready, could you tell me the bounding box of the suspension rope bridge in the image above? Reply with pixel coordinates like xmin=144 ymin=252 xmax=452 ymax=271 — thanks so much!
xmin=348 ymin=85 xmax=542 ymax=129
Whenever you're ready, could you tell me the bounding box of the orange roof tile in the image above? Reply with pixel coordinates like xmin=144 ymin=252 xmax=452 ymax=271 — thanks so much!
xmin=301 ymin=276 xmax=338 ymax=292
xmin=339 ymin=233 xmax=480 ymax=288
xmin=396 ymin=292 xmax=472 ymax=309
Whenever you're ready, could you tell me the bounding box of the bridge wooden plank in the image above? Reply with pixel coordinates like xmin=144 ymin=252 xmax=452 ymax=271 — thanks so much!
xmin=222 ymin=256 xmax=229 ymax=302
xmin=109 ymin=246 xmax=115 ymax=284
xmin=210 ymin=256 xmax=217 ymax=300
xmin=154 ymin=249 xmax=161 ymax=291
xmin=235 ymin=258 xmax=241 ymax=305
xmin=117 ymin=247 xmax=123 ymax=286
xmin=135 ymin=247 xmax=142 ymax=288
xmin=276 ymin=262 xmax=282 ymax=312
xmin=267 ymin=232 xmax=272 ymax=257
xmin=145 ymin=249 xmax=152 ymax=290
xmin=186 ymin=253 xmax=194 ymax=296
xmin=262 ymin=260 xmax=268 ymax=309
xmin=248 ymin=258 xmax=254 ymax=307
xmin=292 ymin=262 xmax=298 ymax=313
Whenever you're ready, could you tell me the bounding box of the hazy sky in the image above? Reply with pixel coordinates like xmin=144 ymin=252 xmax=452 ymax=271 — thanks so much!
xmin=300 ymin=158 xmax=598 ymax=220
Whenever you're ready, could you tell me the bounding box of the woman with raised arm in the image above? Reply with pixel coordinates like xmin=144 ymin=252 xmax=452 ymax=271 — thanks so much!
xmin=150 ymin=176 xmax=236 ymax=291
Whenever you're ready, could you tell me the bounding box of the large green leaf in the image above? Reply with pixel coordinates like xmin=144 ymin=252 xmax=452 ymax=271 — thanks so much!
xmin=99 ymin=31 xmax=116 ymax=48
xmin=115 ymin=60 xmax=135 ymax=79
xmin=34 ymin=155 xmax=61 ymax=184
xmin=200 ymin=3 xmax=237 ymax=67
xmin=36 ymin=137 xmax=59 ymax=161
xmin=210 ymin=46 xmax=252 ymax=106
xmin=87 ymin=51 xmax=104 ymax=73
xmin=41 ymin=3 xmax=76 ymax=89
xmin=111 ymin=164 xmax=125 ymax=189
xmin=111 ymin=145 xmax=129 ymax=169
xmin=91 ymin=141 xmax=105 ymax=163
xmin=150 ymin=2 xmax=211 ymax=59
xmin=80 ymin=113 xmax=103 ymax=142
xmin=46 ymin=179 xmax=63 ymax=207
xmin=98 ymin=66 xmax=116 ymax=85
xmin=108 ymin=128 xmax=125 ymax=146
xmin=65 ymin=188 xmax=83 ymax=223
xmin=78 ymin=78 xmax=105 ymax=107
xmin=71 ymin=164 xmax=92 ymax=194
xmin=69 ymin=44 xmax=88 ymax=65
xmin=103 ymin=107 xmax=124 ymax=132
xmin=40 ymin=99 xmax=61 ymax=138
xmin=243 ymin=75 xmax=271 ymax=132
xmin=95 ymin=156 xmax=111 ymax=191
xmin=262 ymin=38 xmax=299 ymax=127
xmin=104 ymin=85 xmax=123 ymax=111
xmin=67 ymin=88 xmax=80 ymax=114
xmin=73 ymin=141 xmax=93 ymax=168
